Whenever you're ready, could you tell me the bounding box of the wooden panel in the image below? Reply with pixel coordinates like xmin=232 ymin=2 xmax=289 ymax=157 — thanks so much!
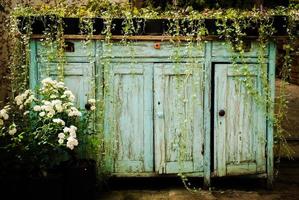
xmin=154 ymin=63 xmax=204 ymax=174
xmin=36 ymin=40 xmax=95 ymax=58
xmin=104 ymin=63 xmax=153 ymax=173
xmin=203 ymin=42 xmax=212 ymax=187
xmin=102 ymin=42 xmax=204 ymax=58
xmin=267 ymin=42 xmax=276 ymax=188
xmin=212 ymin=41 xmax=268 ymax=58
xmin=214 ymin=64 xmax=266 ymax=177
xmin=37 ymin=62 xmax=94 ymax=109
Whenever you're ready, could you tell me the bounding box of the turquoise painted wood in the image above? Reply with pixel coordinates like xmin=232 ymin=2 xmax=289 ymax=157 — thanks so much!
xmin=154 ymin=63 xmax=204 ymax=174
xmin=214 ymin=64 xmax=266 ymax=176
xmin=37 ymin=62 xmax=94 ymax=109
xmin=31 ymin=40 xmax=96 ymax=108
xmin=203 ymin=42 xmax=212 ymax=187
xmin=104 ymin=63 xmax=154 ymax=173
xmin=267 ymin=42 xmax=276 ymax=189
xmin=29 ymin=39 xmax=276 ymax=188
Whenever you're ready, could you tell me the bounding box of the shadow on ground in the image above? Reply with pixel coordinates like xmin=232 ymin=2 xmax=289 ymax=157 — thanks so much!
xmin=98 ymin=160 xmax=299 ymax=200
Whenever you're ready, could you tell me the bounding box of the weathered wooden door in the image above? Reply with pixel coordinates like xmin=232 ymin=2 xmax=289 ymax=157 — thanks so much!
xmin=214 ymin=64 xmax=266 ymax=176
xmin=154 ymin=63 xmax=204 ymax=174
xmin=104 ymin=63 xmax=153 ymax=173
xmin=38 ymin=62 xmax=94 ymax=109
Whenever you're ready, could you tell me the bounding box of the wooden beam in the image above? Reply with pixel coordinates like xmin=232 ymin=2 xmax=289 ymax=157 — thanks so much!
xmin=267 ymin=41 xmax=276 ymax=189
xmin=30 ymin=34 xmax=290 ymax=41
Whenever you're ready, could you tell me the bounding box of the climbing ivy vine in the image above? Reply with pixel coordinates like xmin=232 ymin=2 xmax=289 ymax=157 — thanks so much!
xmin=6 ymin=0 xmax=299 ymax=190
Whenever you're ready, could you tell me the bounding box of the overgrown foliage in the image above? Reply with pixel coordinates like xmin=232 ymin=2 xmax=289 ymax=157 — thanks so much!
xmin=4 ymin=0 xmax=299 ymax=189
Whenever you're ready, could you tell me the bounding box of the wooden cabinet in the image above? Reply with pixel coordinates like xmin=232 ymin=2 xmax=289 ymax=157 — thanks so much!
xmin=214 ymin=64 xmax=266 ymax=176
xmin=30 ymin=40 xmax=276 ymax=187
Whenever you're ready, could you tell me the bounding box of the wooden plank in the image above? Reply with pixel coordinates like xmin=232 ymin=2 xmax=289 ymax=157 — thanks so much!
xmin=267 ymin=42 xmax=276 ymax=189
xmin=214 ymin=64 xmax=228 ymax=177
xmin=154 ymin=64 xmax=166 ymax=174
xmin=211 ymin=57 xmax=265 ymax=63
xmin=226 ymin=163 xmax=257 ymax=176
xmin=105 ymin=57 xmax=205 ymax=64
xmin=111 ymin=172 xmax=204 ymax=177
xmin=102 ymin=42 xmax=204 ymax=58
xmin=36 ymin=40 xmax=95 ymax=57
xmin=144 ymin=65 xmax=154 ymax=172
xmin=203 ymin=42 xmax=212 ymax=188
xmin=29 ymin=40 xmax=38 ymax=90
xmin=154 ymin=63 xmax=204 ymax=174
xmin=212 ymin=41 xmax=268 ymax=58
xmin=31 ymin=34 xmax=290 ymax=41
xmin=104 ymin=63 xmax=154 ymax=173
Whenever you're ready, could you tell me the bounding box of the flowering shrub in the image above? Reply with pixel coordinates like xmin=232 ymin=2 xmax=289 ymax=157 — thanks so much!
xmin=0 ymin=78 xmax=95 ymax=175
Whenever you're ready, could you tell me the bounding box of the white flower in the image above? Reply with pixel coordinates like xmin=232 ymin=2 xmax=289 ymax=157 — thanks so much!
xmin=50 ymin=94 xmax=57 ymax=99
xmin=44 ymin=105 xmax=54 ymax=112
xmin=90 ymin=106 xmax=96 ymax=111
xmin=8 ymin=124 xmax=17 ymax=135
xmin=23 ymin=90 xmax=30 ymax=96
xmin=55 ymin=104 xmax=63 ymax=112
xmin=33 ymin=105 xmax=41 ymax=111
xmin=58 ymin=138 xmax=64 ymax=144
xmin=66 ymin=136 xmax=78 ymax=150
xmin=47 ymin=112 xmax=54 ymax=118
xmin=3 ymin=114 xmax=8 ymax=120
xmin=70 ymin=125 xmax=77 ymax=131
xmin=24 ymin=95 xmax=35 ymax=105
xmin=0 ymin=119 xmax=3 ymax=126
xmin=63 ymin=90 xmax=75 ymax=101
xmin=39 ymin=112 xmax=46 ymax=117
xmin=58 ymin=132 xmax=65 ymax=139
xmin=88 ymin=99 xmax=96 ymax=104
xmin=63 ymin=127 xmax=70 ymax=133
xmin=43 ymin=101 xmax=51 ymax=106
xmin=19 ymin=105 xmax=24 ymax=110
xmin=41 ymin=77 xmax=54 ymax=85
xmin=14 ymin=90 xmax=33 ymax=106
xmin=52 ymin=100 xmax=63 ymax=112
xmin=15 ymin=95 xmax=24 ymax=106
xmin=64 ymin=90 xmax=73 ymax=96
xmin=53 ymin=118 xmax=65 ymax=126
xmin=68 ymin=107 xmax=81 ymax=117
xmin=0 ymin=109 xmax=9 ymax=120
xmin=57 ymin=82 xmax=65 ymax=88
xmin=69 ymin=125 xmax=77 ymax=137
xmin=24 ymin=111 xmax=29 ymax=116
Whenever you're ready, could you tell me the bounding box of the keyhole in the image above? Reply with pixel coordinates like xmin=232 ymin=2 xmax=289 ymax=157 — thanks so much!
xmin=158 ymin=101 xmax=161 ymax=105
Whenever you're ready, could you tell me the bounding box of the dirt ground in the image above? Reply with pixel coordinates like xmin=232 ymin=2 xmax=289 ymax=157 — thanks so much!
xmin=99 ymin=162 xmax=299 ymax=200
xmin=99 ymin=80 xmax=299 ymax=200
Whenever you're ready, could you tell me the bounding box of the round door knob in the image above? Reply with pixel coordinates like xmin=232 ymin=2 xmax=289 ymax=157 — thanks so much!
xmin=85 ymin=103 xmax=91 ymax=110
xmin=219 ymin=109 xmax=225 ymax=117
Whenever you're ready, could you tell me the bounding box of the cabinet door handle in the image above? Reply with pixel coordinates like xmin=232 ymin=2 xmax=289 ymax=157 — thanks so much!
xmin=85 ymin=103 xmax=91 ymax=110
xmin=219 ymin=109 xmax=225 ymax=117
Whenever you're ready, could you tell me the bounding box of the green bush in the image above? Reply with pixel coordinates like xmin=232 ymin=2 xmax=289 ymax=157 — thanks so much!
xmin=0 ymin=78 xmax=96 ymax=176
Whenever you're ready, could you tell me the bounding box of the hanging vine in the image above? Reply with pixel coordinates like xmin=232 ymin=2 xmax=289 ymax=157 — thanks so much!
xmin=4 ymin=0 xmax=299 ymax=190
